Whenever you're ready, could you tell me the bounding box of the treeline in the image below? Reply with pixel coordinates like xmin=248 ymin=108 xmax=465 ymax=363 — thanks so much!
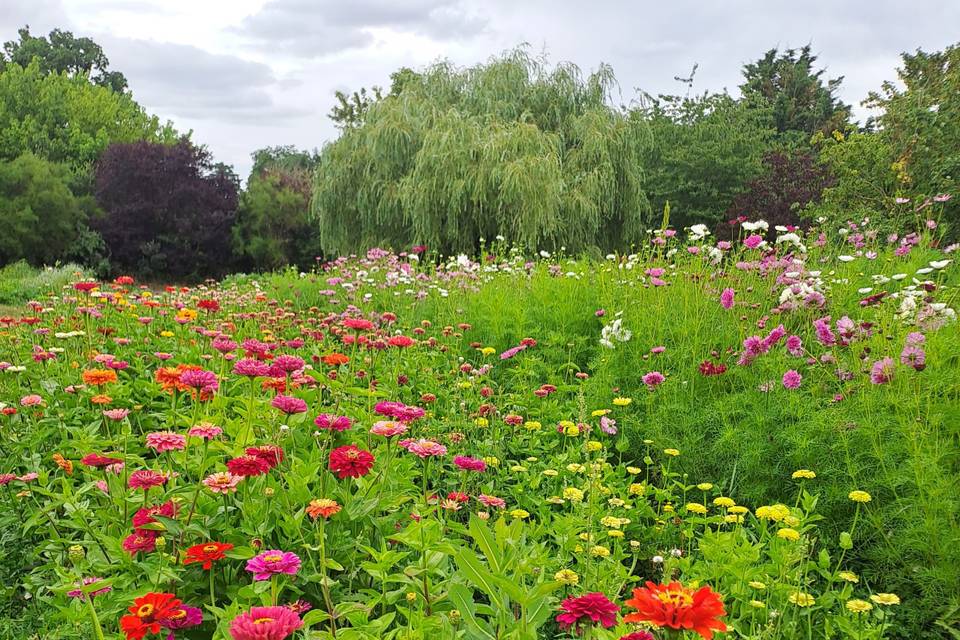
xmin=0 ymin=26 xmax=957 ymax=277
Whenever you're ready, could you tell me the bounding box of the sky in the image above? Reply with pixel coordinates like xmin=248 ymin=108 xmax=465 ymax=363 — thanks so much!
xmin=2 ymin=0 xmax=958 ymax=178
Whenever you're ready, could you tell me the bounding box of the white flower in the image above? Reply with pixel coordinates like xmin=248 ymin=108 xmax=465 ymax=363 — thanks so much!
xmin=742 ymin=220 xmax=769 ymax=232
xmin=838 ymin=255 xmax=855 ymax=262
xmin=916 ymin=267 xmax=934 ymax=275
xmin=857 ymin=287 xmax=872 ymax=294
xmin=689 ymin=223 xmax=711 ymax=240
xmin=930 ymin=260 xmax=951 ymax=269
xmin=891 ymin=273 xmax=908 ymax=280
xmin=539 ymin=250 xmax=551 ymax=258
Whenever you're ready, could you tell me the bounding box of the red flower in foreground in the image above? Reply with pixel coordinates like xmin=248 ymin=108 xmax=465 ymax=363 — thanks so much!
xmin=184 ymin=542 xmax=234 ymax=570
xmin=119 ymin=592 xmax=183 ymax=640
xmin=556 ymin=592 xmax=619 ymax=634
xmin=328 ymin=445 xmax=374 ymax=479
xmin=623 ymin=581 xmax=727 ymax=640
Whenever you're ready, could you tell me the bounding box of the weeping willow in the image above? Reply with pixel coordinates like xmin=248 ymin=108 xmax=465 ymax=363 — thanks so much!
xmin=312 ymin=49 xmax=652 ymax=256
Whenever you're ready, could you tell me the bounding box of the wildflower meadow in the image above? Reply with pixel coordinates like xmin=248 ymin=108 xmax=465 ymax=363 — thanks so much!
xmin=1 ymin=216 xmax=958 ymax=640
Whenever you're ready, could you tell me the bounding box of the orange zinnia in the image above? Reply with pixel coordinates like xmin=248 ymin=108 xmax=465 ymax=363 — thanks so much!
xmin=322 ymin=353 xmax=349 ymax=367
xmin=306 ymin=498 xmax=341 ymax=520
xmin=90 ymin=394 xmax=113 ymax=405
xmin=623 ymin=581 xmax=727 ymax=640
xmin=82 ymin=369 xmax=118 ymax=386
xmin=52 ymin=453 xmax=73 ymax=475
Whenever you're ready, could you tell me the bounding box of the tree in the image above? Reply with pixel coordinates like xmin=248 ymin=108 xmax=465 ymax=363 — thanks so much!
xmin=638 ymin=92 xmax=775 ymax=229
xmin=0 ymin=153 xmax=89 ymax=265
xmin=0 ymin=60 xmax=175 ymax=167
xmin=864 ymin=43 xmax=959 ymax=226
xmin=740 ymin=45 xmax=850 ymax=142
xmin=313 ymin=49 xmax=651 ymax=256
xmin=233 ymin=146 xmax=319 ymax=270
xmin=93 ymin=140 xmax=238 ymax=277
xmin=722 ymin=150 xmax=835 ymax=237
xmin=2 ymin=26 xmax=127 ymax=93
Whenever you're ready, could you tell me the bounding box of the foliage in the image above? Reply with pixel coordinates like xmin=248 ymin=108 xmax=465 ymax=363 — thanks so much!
xmin=740 ymin=45 xmax=851 ymax=143
xmin=805 ymin=130 xmax=903 ymax=230
xmin=313 ymin=49 xmax=652 ymax=256
xmin=0 ymin=153 xmax=95 ymax=266
xmin=92 ymin=140 xmax=238 ymax=278
xmin=723 ymin=150 xmax=836 ymax=237
xmin=1 ymin=221 xmax=957 ymax=639
xmin=864 ymin=43 xmax=960 ymax=227
xmin=1 ymin=26 xmax=127 ymax=93
xmin=638 ymin=92 xmax=775 ymax=229
xmin=233 ymin=147 xmax=319 ymax=270
xmin=0 ymin=60 xmax=175 ymax=168
xmin=0 ymin=261 xmax=85 ymax=306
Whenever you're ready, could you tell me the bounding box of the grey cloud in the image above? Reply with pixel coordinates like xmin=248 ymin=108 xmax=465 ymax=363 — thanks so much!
xmin=233 ymin=0 xmax=487 ymax=56
xmin=101 ymin=37 xmax=313 ymax=122
xmin=0 ymin=0 xmax=68 ymax=39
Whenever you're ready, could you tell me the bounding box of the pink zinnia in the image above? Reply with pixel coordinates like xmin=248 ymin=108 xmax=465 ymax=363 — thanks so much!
xmin=188 ymin=423 xmax=223 ymax=439
xmin=404 ymin=439 xmax=447 ymax=458
xmin=642 ymin=371 xmax=665 ymax=389
xmin=272 ymin=354 xmax=305 ymax=372
xmin=477 ymin=494 xmax=506 ymax=509
xmin=20 ymin=395 xmax=43 ymax=407
xmin=229 ymin=606 xmax=302 ymax=640
xmin=67 ymin=577 xmax=112 ymax=600
xmin=744 ymin=234 xmax=764 ymax=249
xmin=246 ymin=550 xmax=301 ymax=581
xmin=555 ymin=593 xmax=619 ymax=632
xmin=128 ymin=469 xmax=169 ymax=490
xmin=145 ymin=431 xmax=186 ymax=453
xmin=233 ymin=358 xmax=270 ymax=378
xmin=103 ymin=408 xmax=130 ymax=421
xmin=453 ymin=456 xmax=486 ymax=472
xmin=314 ymin=414 xmax=352 ymax=431
xmin=272 ymin=395 xmax=308 ymax=415
xmin=122 ymin=532 xmax=157 ymax=555
xmin=204 ymin=472 xmax=243 ymax=494
xmin=180 ymin=368 xmax=219 ymax=393
xmin=782 ymin=370 xmax=802 ymax=389
xmin=370 ymin=420 xmax=408 ymax=437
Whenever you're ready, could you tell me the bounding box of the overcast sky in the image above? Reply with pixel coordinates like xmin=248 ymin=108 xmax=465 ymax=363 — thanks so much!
xmin=2 ymin=0 xmax=957 ymax=177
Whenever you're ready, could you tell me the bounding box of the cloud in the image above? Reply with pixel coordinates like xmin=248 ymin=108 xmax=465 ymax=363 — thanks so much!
xmin=0 ymin=0 xmax=68 ymax=38
xmin=233 ymin=0 xmax=487 ymax=56
xmin=101 ymin=37 xmax=312 ymax=123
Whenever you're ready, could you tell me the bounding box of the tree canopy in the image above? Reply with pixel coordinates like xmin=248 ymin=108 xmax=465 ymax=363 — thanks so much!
xmin=312 ymin=49 xmax=651 ymax=256
xmin=2 ymin=26 xmax=128 ymax=93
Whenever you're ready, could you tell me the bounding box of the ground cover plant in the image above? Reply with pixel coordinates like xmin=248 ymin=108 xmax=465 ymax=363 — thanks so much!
xmin=0 ymin=210 xmax=958 ymax=640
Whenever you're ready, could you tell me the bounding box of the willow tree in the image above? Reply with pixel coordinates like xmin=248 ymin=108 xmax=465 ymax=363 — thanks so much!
xmin=312 ymin=50 xmax=651 ymax=256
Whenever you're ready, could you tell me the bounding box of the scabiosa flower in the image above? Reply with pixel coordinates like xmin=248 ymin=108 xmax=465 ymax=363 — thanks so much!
xmin=314 ymin=414 xmax=352 ymax=431
xmin=119 ymin=592 xmax=183 ymax=640
xmin=229 ymin=606 xmax=303 ymax=640
xmin=623 ymin=581 xmax=728 ymax=639
xmin=782 ymin=370 xmax=802 ymax=389
xmin=328 ymin=445 xmax=374 ymax=478
xmin=184 ymin=542 xmax=234 ymax=570
xmin=203 ymin=472 xmax=243 ymax=494
xmin=370 ymin=420 xmax=408 ymax=437
xmin=271 ymin=395 xmax=308 ymax=415
xmin=719 ymin=288 xmax=735 ymax=309
xmin=188 ymin=423 xmax=223 ymax=439
xmin=555 ymin=592 xmax=620 ymax=633
xmin=404 ymin=439 xmax=447 ymax=458
xmin=642 ymin=371 xmax=665 ymax=389
xmin=453 ymin=456 xmax=486 ymax=472
xmin=870 ymin=357 xmax=895 ymax=385
xmin=128 ymin=469 xmax=169 ymax=490
xmin=227 ymin=455 xmax=272 ymax=477
xmin=145 ymin=431 xmax=186 ymax=453
xmin=246 ymin=550 xmax=301 ymax=581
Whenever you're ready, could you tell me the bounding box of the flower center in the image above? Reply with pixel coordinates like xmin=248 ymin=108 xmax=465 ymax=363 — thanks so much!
xmin=253 ymin=617 xmax=275 ymax=624
xmin=263 ymin=554 xmax=282 ymax=562
xmin=203 ymin=544 xmax=219 ymax=552
xmin=657 ymin=589 xmax=694 ymax=607
xmin=136 ymin=604 xmax=155 ymax=618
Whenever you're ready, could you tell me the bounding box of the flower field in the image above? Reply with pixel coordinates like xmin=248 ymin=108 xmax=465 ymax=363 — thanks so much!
xmin=1 ymin=221 xmax=958 ymax=640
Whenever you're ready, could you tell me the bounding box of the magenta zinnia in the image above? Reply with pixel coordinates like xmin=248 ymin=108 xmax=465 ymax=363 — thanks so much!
xmin=229 ymin=606 xmax=303 ymax=640
xmin=246 ymin=550 xmax=301 ymax=581
xmin=555 ymin=592 xmax=619 ymax=633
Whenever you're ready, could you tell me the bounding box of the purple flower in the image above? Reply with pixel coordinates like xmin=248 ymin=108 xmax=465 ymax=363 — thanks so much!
xmin=782 ymin=369 xmax=802 ymax=389
xmin=499 ymin=345 xmax=526 ymax=360
xmin=600 ymin=415 xmax=617 ymax=435
xmin=642 ymin=371 xmax=665 ymax=389
xmin=314 ymin=414 xmax=352 ymax=431
xmin=179 ymin=368 xmax=219 ymax=393
xmin=246 ymin=550 xmax=301 ymax=581
xmin=720 ymin=288 xmax=735 ymax=309
xmin=162 ymin=605 xmax=203 ymax=634
xmin=453 ymin=456 xmax=487 ymax=472
xmin=233 ymin=358 xmax=270 ymax=378
xmin=870 ymin=357 xmax=896 ymax=385
xmin=272 ymin=395 xmax=308 ymax=415
xmin=67 ymin=577 xmax=112 ymax=600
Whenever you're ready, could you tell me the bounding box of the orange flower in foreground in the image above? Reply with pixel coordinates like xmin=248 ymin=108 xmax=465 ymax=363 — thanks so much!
xmin=306 ymin=498 xmax=341 ymax=520
xmin=90 ymin=394 xmax=113 ymax=405
xmin=623 ymin=581 xmax=727 ymax=640
xmin=82 ymin=368 xmax=118 ymax=386
xmin=119 ymin=592 xmax=183 ymax=640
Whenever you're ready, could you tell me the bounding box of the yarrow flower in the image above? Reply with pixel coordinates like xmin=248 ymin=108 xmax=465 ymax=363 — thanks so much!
xmin=246 ymin=550 xmax=301 ymax=581
xmin=555 ymin=592 xmax=619 ymax=633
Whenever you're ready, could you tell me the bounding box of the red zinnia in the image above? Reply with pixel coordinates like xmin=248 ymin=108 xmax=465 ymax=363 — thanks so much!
xmin=623 ymin=581 xmax=727 ymax=640
xmin=555 ymin=592 xmax=619 ymax=633
xmin=184 ymin=542 xmax=234 ymax=570
xmin=226 ymin=455 xmax=271 ymax=477
xmin=328 ymin=445 xmax=374 ymax=479
xmin=245 ymin=445 xmax=285 ymax=469
xmin=119 ymin=592 xmax=183 ymax=640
